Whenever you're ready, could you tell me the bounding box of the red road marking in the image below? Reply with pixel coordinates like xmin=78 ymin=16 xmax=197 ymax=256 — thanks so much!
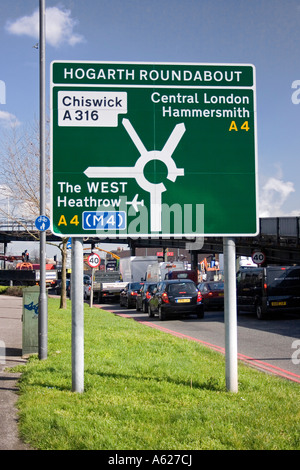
xmin=106 ymin=309 xmax=300 ymax=384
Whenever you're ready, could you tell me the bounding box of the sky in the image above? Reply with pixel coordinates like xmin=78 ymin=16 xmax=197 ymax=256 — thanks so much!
xmin=0 ymin=0 xmax=300 ymax=256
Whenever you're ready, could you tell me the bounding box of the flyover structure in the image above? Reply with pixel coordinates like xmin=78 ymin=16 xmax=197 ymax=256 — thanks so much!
xmin=0 ymin=216 xmax=299 ymax=265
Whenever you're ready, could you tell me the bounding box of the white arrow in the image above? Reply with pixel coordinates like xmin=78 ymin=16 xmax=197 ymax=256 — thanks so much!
xmin=84 ymin=119 xmax=185 ymax=232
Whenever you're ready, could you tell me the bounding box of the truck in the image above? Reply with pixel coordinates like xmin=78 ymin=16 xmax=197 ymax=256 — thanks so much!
xmin=146 ymin=261 xmax=186 ymax=283
xmin=237 ymin=256 xmax=257 ymax=268
xmin=91 ymin=270 xmax=127 ymax=303
xmin=0 ymin=263 xmax=57 ymax=287
xmin=119 ymin=256 xmax=157 ymax=283
xmin=35 ymin=268 xmax=58 ymax=287
xmin=0 ymin=269 xmax=36 ymax=286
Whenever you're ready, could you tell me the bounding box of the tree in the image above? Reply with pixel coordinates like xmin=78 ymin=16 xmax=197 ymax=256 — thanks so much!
xmin=0 ymin=121 xmax=69 ymax=308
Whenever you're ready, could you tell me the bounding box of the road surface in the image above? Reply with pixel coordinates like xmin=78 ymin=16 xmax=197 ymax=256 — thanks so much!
xmin=99 ymin=302 xmax=300 ymax=383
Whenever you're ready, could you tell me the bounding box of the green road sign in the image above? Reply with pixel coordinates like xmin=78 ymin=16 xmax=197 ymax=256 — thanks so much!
xmin=51 ymin=61 xmax=258 ymax=238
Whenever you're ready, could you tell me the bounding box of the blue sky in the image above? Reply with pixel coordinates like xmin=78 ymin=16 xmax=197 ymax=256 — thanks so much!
xmin=0 ymin=0 xmax=300 ymax=225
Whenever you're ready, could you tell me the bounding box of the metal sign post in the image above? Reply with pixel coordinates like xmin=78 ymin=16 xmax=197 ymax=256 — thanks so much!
xmin=71 ymin=237 xmax=84 ymax=393
xmin=87 ymin=253 xmax=100 ymax=308
xmin=223 ymin=237 xmax=238 ymax=392
xmin=89 ymin=268 xmax=94 ymax=308
xmin=38 ymin=0 xmax=47 ymax=360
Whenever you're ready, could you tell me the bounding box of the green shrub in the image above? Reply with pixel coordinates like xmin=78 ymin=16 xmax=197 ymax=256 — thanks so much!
xmin=0 ymin=285 xmax=24 ymax=296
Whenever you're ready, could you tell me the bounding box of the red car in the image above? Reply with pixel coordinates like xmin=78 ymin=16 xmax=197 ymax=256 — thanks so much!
xmin=197 ymin=281 xmax=224 ymax=310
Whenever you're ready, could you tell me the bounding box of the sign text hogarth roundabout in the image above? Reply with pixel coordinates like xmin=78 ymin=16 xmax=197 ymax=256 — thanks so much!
xmin=51 ymin=61 xmax=258 ymax=238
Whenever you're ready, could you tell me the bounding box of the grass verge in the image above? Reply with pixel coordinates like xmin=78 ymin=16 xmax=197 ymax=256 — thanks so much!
xmin=14 ymin=297 xmax=299 ymax=450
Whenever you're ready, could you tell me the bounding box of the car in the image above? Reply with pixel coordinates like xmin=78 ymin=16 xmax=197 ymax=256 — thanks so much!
xmin=66 ymin=279 xmax=71 ymax=297
xmin=236 ymin=266 xmax=300 ymax=319
xmin=68 ymin=276 xmax=90 ymax=299
xmin=54 ymin=279 xmax=62 ymax=295
xmin=148 ymin=279 xmax=204 ymax=320
xmin=136 ymin=282 xmax=157 ymax=312
xmin=84 ymin=280 xmax=92 ymax=300
xmin=197 ymin=281 xmax=224 ymax=310
xmin=82 ymin=275 xmax=93 ymax=300
xmin=54 ymin=278 xmax=71 ymax=296
xmin=120 ymin=282 xmax=145 ymax=308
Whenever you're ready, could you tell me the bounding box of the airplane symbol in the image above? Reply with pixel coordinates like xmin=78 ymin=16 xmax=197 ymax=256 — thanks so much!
xmin=126 ymin=194 xmax=144 ymax=212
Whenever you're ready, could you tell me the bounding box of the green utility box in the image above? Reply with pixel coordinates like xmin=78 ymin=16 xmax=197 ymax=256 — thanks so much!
xmin=22 ymin=286 xmax=42 ymax=356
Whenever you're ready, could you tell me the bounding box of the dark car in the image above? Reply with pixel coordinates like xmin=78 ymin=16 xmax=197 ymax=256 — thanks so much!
xmin=136 ymin=282 xmax=157 ymax=312
xmin=236 ymin=266 xmax=300 ymax=319
xmin=54 ymin=279 xmax=62 ymax=295
xmin=67 ymin=276 xmax=89 ymax=298
xmin=66 ymin=279 xmax=71 ymax=297
xmin=197 ymin=281 xmax=224 ymax=310
xmin=120 ymin=282 xmax=144 ymax=308
xmin=148 ymin=280 xmax=204 ymax=320
xmin=55 ymin=279 xmax=70 ymax=296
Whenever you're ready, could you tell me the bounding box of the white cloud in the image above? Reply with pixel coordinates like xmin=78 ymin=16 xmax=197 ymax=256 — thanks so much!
xmin=289 ymin=209 xmax=300 ymax=216
xmin=5 ymin=6 xmax=85 ymax=48
xmin=0 ymin=110 xmax=21 ymax=128
xmin=259 ymin=175 xmax=296 ymax=217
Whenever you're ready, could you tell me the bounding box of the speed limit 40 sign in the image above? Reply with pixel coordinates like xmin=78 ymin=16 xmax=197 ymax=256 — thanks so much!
xmin=87 ymin=253 xmax=101 ymax=268
xmin=252 ymin=251 xmax=266 ymax=265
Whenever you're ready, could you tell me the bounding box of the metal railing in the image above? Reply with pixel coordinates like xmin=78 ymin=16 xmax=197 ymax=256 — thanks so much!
xmin=0 ymin=218 xmax=36 ymax=232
